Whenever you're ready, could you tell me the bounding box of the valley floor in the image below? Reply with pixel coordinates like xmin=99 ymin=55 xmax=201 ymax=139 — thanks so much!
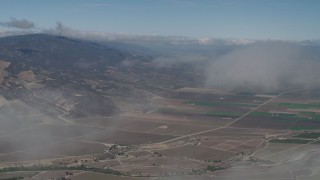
xmin=2 ymin=87 xmax=320 ymax=179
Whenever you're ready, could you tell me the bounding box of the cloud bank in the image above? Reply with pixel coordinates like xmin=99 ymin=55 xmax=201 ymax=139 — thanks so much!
xmin=205 ymin=42 xmax=320 ymax=92
xmin=40 ymin=22 xmax=320 ymax=93
xmin=0 ymin=18 xmax=35 ymax=29
xmin=1 ymin=20 xmax=320 ymax=93
xmin=43 ymin=22 xmax=256 ymax=46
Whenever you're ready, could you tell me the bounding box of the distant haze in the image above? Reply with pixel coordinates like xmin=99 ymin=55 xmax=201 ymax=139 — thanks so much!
xmin=205 ymin=42 xmax=320 ymax=92
xmin=1 ymin=21 xmax=320 ymax=93
xmin=43 ymin=24 xmax=320 ymax=92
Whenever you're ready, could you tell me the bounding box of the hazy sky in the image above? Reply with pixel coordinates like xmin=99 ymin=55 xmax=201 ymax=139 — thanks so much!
xmin=0 ymin=0 xmax=319 ymax=40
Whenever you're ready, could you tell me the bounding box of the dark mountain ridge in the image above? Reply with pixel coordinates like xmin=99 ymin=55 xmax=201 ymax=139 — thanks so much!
xmin=0 ymin=34 xmax=137 ymax=74
xmin=0 ymin=34 xmax=143 ymax=118
xmin=0 ymin=34 xmax=199 ymax=119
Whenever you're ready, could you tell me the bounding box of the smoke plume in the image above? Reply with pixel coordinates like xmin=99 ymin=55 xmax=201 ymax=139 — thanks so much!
xmin=0 ymin=18 xmax=35 ymax=29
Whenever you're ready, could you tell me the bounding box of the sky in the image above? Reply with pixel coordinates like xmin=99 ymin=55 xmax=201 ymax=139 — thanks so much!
xmin=0 ymin=0 xmax=320 ymax=40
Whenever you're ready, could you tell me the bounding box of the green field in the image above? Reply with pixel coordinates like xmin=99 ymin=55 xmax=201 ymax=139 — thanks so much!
xmin=290 ymin=126 xmax=318 ymax=131
xmin=250 ymin=111 xmax=273 ymax=116
xmin=279 ymin=102 xmax=320 ymax=109
xmin=300 ymin=111 xmax=317 ymax=115
xmin=250 ymin=111 xmax=320 ymax=122
xmin=157 ymin=108 xmax=243 ymax=118
xmin=187 ymin=101 xmax=257 ymax=108
xmin=298 ymin=112 xmax=320 ymax=121
xmin=250 ymin=111 xmax=297 ymax=118
xmin=206 ymin=111 xmax=243 ymax=118
xmin=294 ymin=132 xmax=320 ymax=139
xmin=157 ymin=108 xmax=204 ymax=115
xmin=270 ymin=138 xmax=312 ymax=144
xmin=237 ymin=92 xmax=256 ymax=96
xmin=268 ymin=118 xmax=294 ymax=123
xmin=248 ymin=111 xmax=297 ymax=124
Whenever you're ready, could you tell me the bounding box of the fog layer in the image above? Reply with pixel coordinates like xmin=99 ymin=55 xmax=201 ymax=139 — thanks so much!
xmin=205 ymin=42 xmax=320 ymax=92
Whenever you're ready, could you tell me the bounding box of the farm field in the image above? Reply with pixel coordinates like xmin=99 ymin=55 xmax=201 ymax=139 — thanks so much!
xmin=158 ymin=144 xmax=235 ymax=161
xmin=25 ymin=140 xmax=107 ymax=156
xmin=31 ymin=170 xmax=83 ymax=180
xmin=0 ymin=171 xmax=39 ymax=179
xmin=76 ymin=129 xmax=178 ymax=145
xmin=70 ymin=172 xmax=149 ymax=180
xmin=1 ymin=88 xmax=320 ymax=179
